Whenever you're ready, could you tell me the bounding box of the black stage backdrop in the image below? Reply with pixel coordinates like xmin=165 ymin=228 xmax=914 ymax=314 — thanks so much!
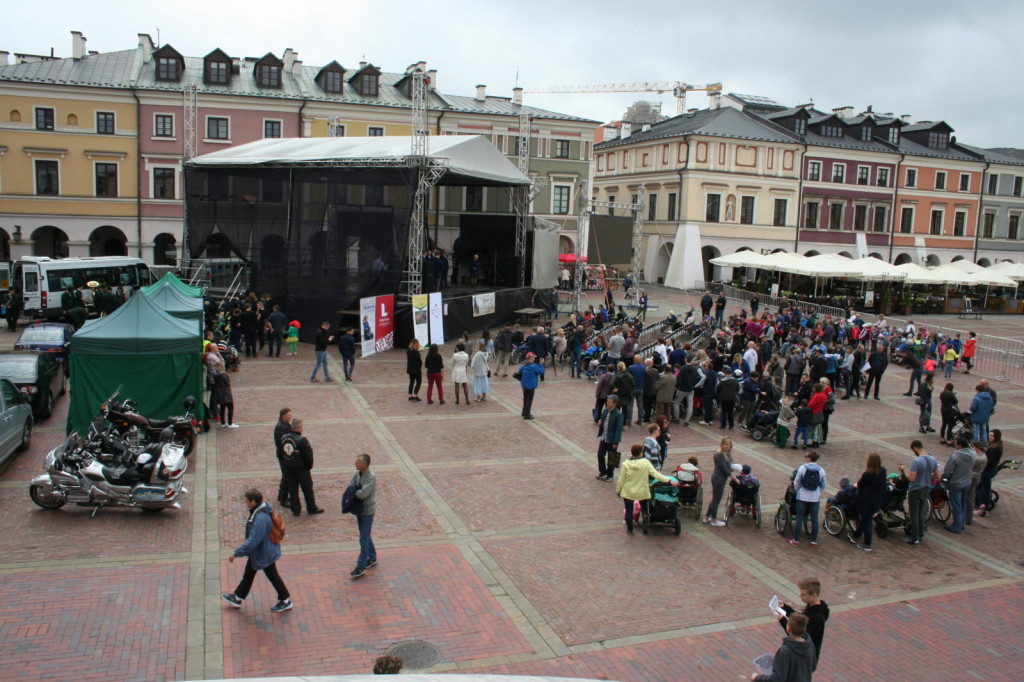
xmin=588 ymin=215 xmax=633 ymax=266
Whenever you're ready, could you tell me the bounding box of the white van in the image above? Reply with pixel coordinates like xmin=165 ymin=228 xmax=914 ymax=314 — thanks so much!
xmin=13 ymin=256 xmax=153 ymax=320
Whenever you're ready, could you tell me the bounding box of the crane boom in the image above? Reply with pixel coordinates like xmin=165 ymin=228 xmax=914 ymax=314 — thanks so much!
xmin=525 ymin=82 xmax=722 ymax=114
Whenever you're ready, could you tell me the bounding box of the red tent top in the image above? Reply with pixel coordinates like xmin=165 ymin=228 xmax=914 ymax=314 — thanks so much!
xmin=558 ymin=254 xmax=588 ymax=263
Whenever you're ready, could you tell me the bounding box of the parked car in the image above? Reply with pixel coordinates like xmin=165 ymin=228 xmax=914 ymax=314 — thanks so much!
xmin=0 ymin=351 xmax=66 ymax=420
xmin=0 ymin=378 xmax=33 ymax=465
xmin=14 ymin=322 xmax=75 ymax=376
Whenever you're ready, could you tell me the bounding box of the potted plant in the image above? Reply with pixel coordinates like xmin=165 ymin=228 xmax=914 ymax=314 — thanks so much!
xmin=881 ymin=288 xmax=892 ymax=315
xmin=900 ymin=290 xmax=913 ymax=316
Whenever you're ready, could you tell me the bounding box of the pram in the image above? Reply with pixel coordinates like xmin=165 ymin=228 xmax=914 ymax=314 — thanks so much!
xmin=747 ymin=409 xmax=779 ymax=442
xmin=873 ymin=474 xmax=916 ymax=539
xmin=642 ymin=477 xmax=682 ymax=535
xmin=674 ymin=464 xmax=703 ymax=521
xmin=218 ymin=342 xmax=240 ymax=372
xmin=724 ymin=477 xmax=762 ymax=528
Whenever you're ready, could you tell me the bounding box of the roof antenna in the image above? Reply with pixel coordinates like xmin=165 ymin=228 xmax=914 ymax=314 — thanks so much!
xmin=156 ymin=27 xmax=160 ymax=46
xmin=515 ymin=67 xmax=519 ymax=88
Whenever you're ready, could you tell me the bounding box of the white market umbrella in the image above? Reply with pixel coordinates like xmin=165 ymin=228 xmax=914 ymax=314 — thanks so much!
xmin=950 ymin=259 xmax=984 ymax=274
xmin=895 ymin=262 xmax=947 ymax=285
xmin=709 ymin=250 xmax=770 ymax=269
xmin=850 ymin=257 xmax=906 ymax=282
xmin=987 ymin=260 xmax=1024 ymax=282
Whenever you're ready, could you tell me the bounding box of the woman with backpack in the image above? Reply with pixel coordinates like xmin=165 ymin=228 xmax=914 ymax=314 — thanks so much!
xmin=845 ymin=453 xmax=887 ymax=552
xmin=788 ymin=451 xmax=826 ymax=547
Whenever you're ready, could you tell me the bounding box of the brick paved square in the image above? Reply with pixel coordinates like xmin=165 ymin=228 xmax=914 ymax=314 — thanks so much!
xmin=220 ymin=546 xmax=531 ymax=678
xmin=231 ymin=384 xmax=362 ymax=422
xmin=386 ymin=414 xmax=567 ymax=464
xmin=214 ymin=421 xmax=392 ymax=474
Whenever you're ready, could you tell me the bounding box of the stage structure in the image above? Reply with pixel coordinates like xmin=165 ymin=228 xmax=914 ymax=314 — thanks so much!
xmin=572 ymin=184 xmax=644 ymax=312
xmin=184 ymin=135 xmax=534 ymax=339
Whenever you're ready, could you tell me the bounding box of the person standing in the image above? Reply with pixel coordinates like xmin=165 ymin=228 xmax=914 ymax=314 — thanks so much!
xmin=406 ymin=339 xmax=423 ymax=401
xmin=703 ymin=436 xmax=737 ymax=526
xmin=899 ymin=440 xmax=938 ymax=545
xmin=643 ymin=358 xmax=659 ymax=423
xmin=494 ymin=323 xmax=515 ymax=378
xmin=310 ymin=322 xmax=334 ymax=382
xmin=966 ymin=438 xmax=988 ymax=525
xmin=975 ymin=429 xmax=1003 ymax=517
xmin=776 ymin=577 xmax=830 ymax=665
xmin=594 ymin=395 xmax=623 ymax=481
xmin=788 ymin=451 xmax=825 ymax=547
xmin=239 ymin=303 xmax=260 ymax=359
xmin=714 ymin=292 xmax=727 ymax=327
xmin=916 ymin=372 xmax=934 ymax=434
xmin=280 ymin=419 xmax=325 ymax=516
xmin=516 ymin=352 xmax=545 ymax=420
xmin=750 ymin=292 xmax=760 ymax=318
xmin=942 ymin=434 xmax=976 ymax=534
xmin=968 ymin=384 xmax=993 ymax=443
xmin=863 ymin=342 xmax=888 ymax=400
xmin=570 ymin=325 xmax=586 ymax=379
xmin=469 ymin=254 xmax=482 ymax=285
xmin=3 ymin=287 xmax=22 ymax=332
xmin=274 ymin=408 xmax=294 ymax=509
xmin=212 ymin=362 xmax=237 ymax=428
xmin=938 ymin=382 xmax=958 ymax=446
xmin=471 ymin=340 xmax=490 ymax=402
xmin=751 ymin=613 xmax=817 ymax=682
xmin=700 ymin=290 xmax=713 ymax=319
xmin=961 ymin=331 xmax=977 ymax=373
xmin=846 ymin=453 xmax=887 ymax=552
xmin=221 ymin=488 xmax=293 ymax=613
xmin=338 ymin=327 xmax=357 ymax=381
xmin=266 ymin=305 xmax=286 ymax=358
xmin=616 ymin=444 xmax=679 ymax=534
xmin=451 ymin=342 xmax=470 ymax=405
xmin=901 ymin=348 xmax=924 ymax=397
xmin=424 ymin=343 xmax=445 ymax=404
xmin=349 ymin=454 xmax=378 ymax=579
xmin=717 ymin=369 xmax=741 ymax=430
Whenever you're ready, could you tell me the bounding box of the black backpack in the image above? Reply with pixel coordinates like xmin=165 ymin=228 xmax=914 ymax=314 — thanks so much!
xmin=801 ymin=466 xmax=822 ymax=491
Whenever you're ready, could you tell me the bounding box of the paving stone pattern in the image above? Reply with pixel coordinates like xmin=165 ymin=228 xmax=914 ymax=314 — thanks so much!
xmin=0 ymin=298 xmax=1022 ymax=681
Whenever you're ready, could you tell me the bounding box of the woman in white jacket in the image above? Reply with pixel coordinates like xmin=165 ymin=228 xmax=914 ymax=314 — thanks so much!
xmin=451 ymin=342 xmax=470 ymax=405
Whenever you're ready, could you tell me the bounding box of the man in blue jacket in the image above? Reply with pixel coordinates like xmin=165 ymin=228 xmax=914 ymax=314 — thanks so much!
xmin=222 ymin=488 xmax=292 ymax=613
xmin=516 ymin=352 xmax=545 ymax=420
xmin=338 ymin=327 xmax=357 ymax=382
xmin=626 ymin=356 xmax=647 ymax=425
xmin=968 ymin=384 xmax=994 ymax=443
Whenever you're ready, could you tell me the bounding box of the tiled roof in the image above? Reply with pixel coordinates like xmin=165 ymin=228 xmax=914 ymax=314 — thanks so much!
xmin=437 ymin=94 xmax=598 ymax=122
xmin=898 ymin=137 xmax=981 ymax=162
xmin=958 ymin=144 xmax=1024 ymax=166
xmin=900 ymin=120 xmax=951 ymax=133
xmin=801 ymin=131 xmax=900 ymax=154
xmin=764 ymin=107 xmax=808 ymax=120
xmin=595 ymin=106 xmax=799 ymax=149
xmin=0 ymin=50 xmax=137 ymax=88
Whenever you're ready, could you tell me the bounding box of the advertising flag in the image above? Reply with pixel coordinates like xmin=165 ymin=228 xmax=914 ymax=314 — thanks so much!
xmin=374 ymin=294 xmax=395 ymax=354
xmin=428 ymin=291 xmax=444 ymax=345
xmin=412 ymin=294 xmax=430 ymax=347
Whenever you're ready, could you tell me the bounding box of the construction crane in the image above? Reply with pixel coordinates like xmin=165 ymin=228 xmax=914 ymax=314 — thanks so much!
xmin=525 ymin=82 xmax=723 ymax=115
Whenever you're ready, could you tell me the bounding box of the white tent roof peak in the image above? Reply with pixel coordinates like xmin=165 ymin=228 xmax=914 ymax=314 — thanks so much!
xmin=186 ymin=135 xmax=531 ymax=186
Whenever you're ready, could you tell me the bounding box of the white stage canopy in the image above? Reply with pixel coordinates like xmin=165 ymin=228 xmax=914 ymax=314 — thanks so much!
xmin=187 ymin=135 xmax=531 ymax=187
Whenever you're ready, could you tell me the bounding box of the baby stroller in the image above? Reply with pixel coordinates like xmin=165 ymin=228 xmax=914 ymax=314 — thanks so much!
xmin=725 ymin=476 xmax=762 ymax=528
xmin=675 ymin=464 xmax=703 ymax=521
xmin=874 ymin=474 xmax=919 ymax=539
xmin=747 ymin=408 xmax=779 ymax=442
xmin=948 ymin=408 xmax=975 ymax=442
xmin=218 ymin=342 xmax=240 ymax=372
xmin=774 ymin=474 xmax=813 ymax=536
xmin=642 ymin=478 xmax=682 ymax=535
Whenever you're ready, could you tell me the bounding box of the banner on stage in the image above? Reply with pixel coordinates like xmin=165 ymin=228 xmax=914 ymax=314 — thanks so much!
xmin=412 ymin=294 xmax=430 ymax=347
xmin=429 ymin=292 xmax=445 ymax=345
xmin=472 ymin=292 xmax=495 ymax=317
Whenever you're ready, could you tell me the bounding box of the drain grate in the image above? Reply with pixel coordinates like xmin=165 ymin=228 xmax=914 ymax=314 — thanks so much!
xmin=384 ymin=639 xmax=442 ymax=670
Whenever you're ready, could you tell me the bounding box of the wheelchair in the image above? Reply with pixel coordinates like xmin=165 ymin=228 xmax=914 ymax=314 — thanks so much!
xmin=724 ymin=480 xmax=762 ymax=529
xmin=774 ymin=482 xmax=812 ymax=537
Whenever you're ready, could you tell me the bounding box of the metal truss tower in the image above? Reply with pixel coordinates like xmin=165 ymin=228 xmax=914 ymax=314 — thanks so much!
xmin=328 ymin=116 xmax=343 ymax=137
xmin=630 ymin=187 xmax=646 ymax=302
xmin=181 ymin=84 xmax=198 ymax=262
xmin=573 ymin=190 xmax=644 ymax=312
xmin=513 ymin=105 xmax=532 ymax=286
xmin=405 ymin=67 xmax=443 ymax=298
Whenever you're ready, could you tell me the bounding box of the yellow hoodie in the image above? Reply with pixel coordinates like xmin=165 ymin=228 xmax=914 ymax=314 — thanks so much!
xmin=616 ymin=456 xmax=675 ymax=500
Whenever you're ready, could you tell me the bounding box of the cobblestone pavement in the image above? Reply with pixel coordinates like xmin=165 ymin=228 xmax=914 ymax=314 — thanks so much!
xmin=0 ymin=296 xmax=1022 ymax=681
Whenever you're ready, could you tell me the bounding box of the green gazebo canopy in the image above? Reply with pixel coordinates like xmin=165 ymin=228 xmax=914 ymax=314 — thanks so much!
xmin=141 ymin=272 xmax=203 ymax=298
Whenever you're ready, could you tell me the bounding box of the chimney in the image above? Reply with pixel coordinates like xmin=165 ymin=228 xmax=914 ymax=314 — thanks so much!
xmin=900 ymin=114 xmax=911 ymax=124
xmin=621 ymin=122 xmax=632 ymax=139
xmin=416 ymin=61 xmax=426 ymax=73
xmin=88 ymin=50 xmax=98 ymax=56
xmin=709 ymin=92 xmax=721 ymax=109
xmin=359 ymin=60 xmax=366 ymax=69
xmin=283 ymin=48 xmax=296 ymax=72
xmin=641 ymin=123 xmax=652 ymax=132
xmin=0 ymin=51 xmax=8 ymax=66
xmin=138 ymin=33 xmax=154 ymax=63
xmin=603 ymin=124 xmax=620 ymax=141
xmin=832 ymin=106 xmax=853 ymax=119
xmin=427 ymin=69 xmax=437 ymax=90
xmin=292 ymin=59 xmax=303 ymax=77
xmin=475 ymin=84 xmax=486 ymax=101
xmin=512 ymin=87 xmax=523 ymax=105
xmin=71 ymin=31 xmax=87 ymax=60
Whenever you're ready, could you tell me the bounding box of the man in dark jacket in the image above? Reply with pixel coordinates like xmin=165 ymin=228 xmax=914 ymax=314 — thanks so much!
xmin=280 ymin=419 xmax=324 ymax=517
xmin=863 ymin=342 xmax=888 ymax=400
xmin=266 ymin=305 xmax=286 ymax=358
xmin=310 ymin=322 xmax=334 ymax=382
xmin=338 ymin=327 xmax=357 ymax=381
xmin=753 ymin=613 xmax=817 ymax=681
xmin=610 ymin=364 xmax=635 ymax=424
xmin=778 ymin=577 xmax=830 ymax=663
xmin=595 ymin=395 xmax=623 ymax=481
xmin=673 ymin=356 xmax=702 ymax=426
xmin=494 ymin=323 xmax=515 ymax=377
xmin=844 ymin=344 xmax=866 ymax=399
xmin=273 ymin=407 xmax=294 ymax=508
xmin=642 ymin=358 xmax=659 ymax=423
xmin=901 ymin=348 xmax=923 ymax=396
xmin=700 ymin=291 xmax=713 ymax=319
xmin=716 ymin=369 xmax=741 ymax=429
xmin=239 ymin=303 xmax=260 ymax=358
xmin=626 ymin=356 xmax=647 ymax=425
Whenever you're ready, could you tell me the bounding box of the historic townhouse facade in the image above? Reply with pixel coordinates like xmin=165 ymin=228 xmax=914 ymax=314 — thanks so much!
xmin=0 ymin=31 xmax=598 ymax=264
xmin=964 ymin=145 xmax=1024 ymax=262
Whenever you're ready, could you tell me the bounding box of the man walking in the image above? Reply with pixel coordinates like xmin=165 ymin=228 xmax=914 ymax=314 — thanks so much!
xmin=350 ymin=454 xmax=378 ymax=579
xmin=595 ymin=395 xmax=623 ymax=481
xmin=494 ymin=323 xmax=515 ymax=377
xmin=310 ymin=321 xmax=334 ymax=382
xmin=862 ymin=342 xmax=888 ymax=400
xmin=222 ymin=488 xmax=292 ymax=613
xmin=899 ymin=440 xmax=938 ymax=545
xmin=515 ymin=352 xmax=545 ymax=419
xmin=338 ymin=327 xmax=357 ymax=381
xmin=266 ymin=305 xmax=286 ymax=358
xmin=3 ymin=288 xmax=21 ymax=332
xmin=942 ymin=434 xmax=976 ymax=534
xmin=274 ymin=407 xmax=294 ymax=509
xmin=280 ymin=419 xmax=325 ymax=517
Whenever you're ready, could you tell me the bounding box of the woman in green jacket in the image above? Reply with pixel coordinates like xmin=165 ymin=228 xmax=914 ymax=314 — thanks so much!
xmin=616 ymin=444 xmax=679 ymax=535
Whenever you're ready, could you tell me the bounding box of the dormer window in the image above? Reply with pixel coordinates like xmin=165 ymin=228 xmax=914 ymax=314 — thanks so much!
xmin=794 ymin=119 xmax=806 ymax=135
xmin=861 ymin=126 xmax=872 ymax=142
xmin=821 ymin=125 xmax=842 ymax=138
xmin=928 ymin=132 xmax=949 ymax=150
xmin=154 ymin=46 xmax=184 ymax=82
xmin=325 ymin=71 xmax=342 ymax=93
xmin=888 ymin=127 xmax=900 ymax=145
xmin=316 ymin=61 xmax=346 ymax=94
xmin=208 ymin=61 xmax=229 ymax=84
xmin=360 ymin=73 xmax=378 ymax=95
xmin=258 ymin=64 xmax=280 ymax=87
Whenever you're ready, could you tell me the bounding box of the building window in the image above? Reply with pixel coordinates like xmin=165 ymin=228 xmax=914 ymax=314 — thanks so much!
xmin=95 ymin=163 xmax=118 ymax=197
xmin=35 ymin=107 xmax=55 ymax=131
xmin=854 ymin=205 xmax=867 ymax=230
xmin=906 ymin=168 xmax=917 ymax=188
xmin=96 ymin=111 xmax=115 ymax=135
xmin=888 ymin=127 xmax=900 ymax=145
xmin=832 ymin=164 xmax=845 ymax=183
xmin=648 ymin=193 xmax=658 ymax=221
xmin=877 ymin=168 xmax=890 ymax=187
xmin=368 ymin=126 xmax=384 ymax=137
xmin=861 ymin=126 xmax=872 ymax=142
xmin=773 ymin=199 xmax=788 ymax=227
xmin=465 ymin=186 xmax=483 ymax=212
xmin=829 ymin=203 xmax=843 ymax=230
xmin=983 ymin=212 xmax=995 ymax=238
xmin=35 ymin=160 xmax=58 ymax=195
xmin=705 ymin=194 xmax=721 ymax=223
xmin=927 ymin=132 xmax=949 ymax=149
xmin=988 ymin=175 xmax=998 ymax=195
xmin=153 ymin=168 xmax=175 ymax=199
xmin=821 ymin=125 xmax=842 ymax=137
xmin=157 ymin=56 xmax=179 ymax=81
xmin=667 ymin=192 xmax=677 ymax=221
xmin=953 ymin=211 xmax=966 ymax=236
xmin=1010 ymin=215 xmax=1021 ymax=240
xmin=155 ymin=114 xmax=174 ymax=137
xmin=1015 ymin=176 xmax=1023 ymax=197
xmin=873 ymin=206 xmax=887 ymax=232
xmin=740 ymin=196 xmax=755 ymax=224
xmin=930 ymin=209 xmax=943 ymax=235
xmin=257 ymin=65 xmax=281 ymax=88
xmin=324 ymin=71 xmax=343 ymax=93
xmin=935 ymin=172 xmax=946 ymax=190
xmin=608 ymin=195 xmax=615 ymax=216
xmin=959 ymin=174 xmax=970 ymax=192
xmin=804 ymin=202 xmax=820 ymax=229
xmin=857 ymin=167 xmax=869 ymax=185
xmin=808 ymin=161 xmax=821 ymax=181
xmin=794 ymin=119 xmax=806 ymax=135
xmin=553 ymin=186 xmax=570 ymax=214
xmin=206 ymin=117 xmax=229 ymax=140
xmin=207 ymin=61 xmax=229 ymax=84
xmin=900 ymin=207 xmax=914 ymax=233
xmin=360 ymin=73 xmax=379 ymax=95
xmin=554 ymin=140 xmax=570 ymax=159
xmin=264 ymin=120 xmax=282 ymax=138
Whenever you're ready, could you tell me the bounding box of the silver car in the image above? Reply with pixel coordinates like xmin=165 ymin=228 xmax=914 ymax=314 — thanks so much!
xmin=0 ymin=377 xmax=33 ymax=466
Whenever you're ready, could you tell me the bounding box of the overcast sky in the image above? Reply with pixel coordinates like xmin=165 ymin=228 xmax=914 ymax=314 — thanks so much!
xmin=3 ymin=0 xmax=1022 ymax=148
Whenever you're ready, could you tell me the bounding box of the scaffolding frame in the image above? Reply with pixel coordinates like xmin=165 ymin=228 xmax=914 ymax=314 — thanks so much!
xmin=572 ymin=192 xmax=644 ymax=313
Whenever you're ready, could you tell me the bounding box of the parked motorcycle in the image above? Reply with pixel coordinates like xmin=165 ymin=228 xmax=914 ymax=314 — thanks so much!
xmin=29 ymin=428 xmax=188 ymax=515
xmin=101 ymin=388 xmax=198 ymax=456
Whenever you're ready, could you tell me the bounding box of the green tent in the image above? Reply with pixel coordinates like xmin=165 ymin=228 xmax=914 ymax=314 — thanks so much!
xmin=143 ymin=283 xmax=204 ymax=326
xmin=67 ymin=292 xmax=204 ymax=434
xmin=140 ymin=272 xmax=203 ymax=298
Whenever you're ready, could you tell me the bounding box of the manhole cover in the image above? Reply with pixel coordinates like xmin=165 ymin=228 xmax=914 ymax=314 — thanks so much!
xmin=384 ymin=640 xmax=441 ymax=670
